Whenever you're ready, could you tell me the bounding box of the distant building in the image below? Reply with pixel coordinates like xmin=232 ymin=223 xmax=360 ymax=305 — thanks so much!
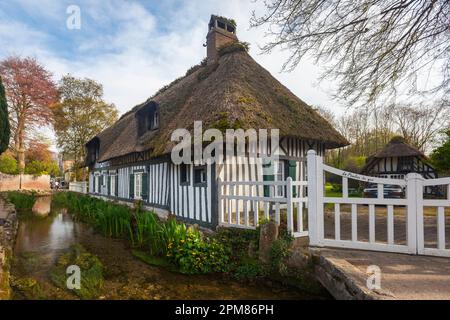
xmin=361 ymin=137 xmax=438 ymax=180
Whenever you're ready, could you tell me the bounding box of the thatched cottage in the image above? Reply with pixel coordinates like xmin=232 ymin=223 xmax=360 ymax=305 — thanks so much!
xmin=361 ymin=136 xmax=438 ymax=180
xmin=85 ymin=15 xmax=348 ymax=227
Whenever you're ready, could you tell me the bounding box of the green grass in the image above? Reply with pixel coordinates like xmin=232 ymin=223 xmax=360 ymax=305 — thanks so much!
xmin=4 ymin=191 xmax=36 ymax=211
xmin=132 ymin=250 xmax=173 ymax=269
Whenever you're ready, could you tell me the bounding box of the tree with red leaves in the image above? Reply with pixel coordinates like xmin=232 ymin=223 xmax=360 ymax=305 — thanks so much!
xmin=0 ymin=56 xmax=58 ymax=172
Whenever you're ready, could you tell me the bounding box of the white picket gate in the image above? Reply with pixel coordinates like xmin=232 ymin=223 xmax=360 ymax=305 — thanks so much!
xmin=307 ymin=150 xmax=450 ymax=257
xmin=218 ymin=150 xmax=450 ymax=258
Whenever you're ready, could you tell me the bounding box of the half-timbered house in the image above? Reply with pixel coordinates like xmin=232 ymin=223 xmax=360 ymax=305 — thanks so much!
xmin=361 ymin=136 xmax=438 ymax=180
xmin=85 ymin=15 xmax=348 ymax=228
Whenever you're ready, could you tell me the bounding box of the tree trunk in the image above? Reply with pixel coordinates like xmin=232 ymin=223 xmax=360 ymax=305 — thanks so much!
xmin=16 ymin=118 xmax=25 ymax=173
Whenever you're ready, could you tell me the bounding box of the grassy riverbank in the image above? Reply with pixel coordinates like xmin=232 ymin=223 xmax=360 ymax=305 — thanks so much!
xmin=52 ymin=192 xmax=233 ymax=275
xmin=3 ymin=191 xmax=36 ymax=211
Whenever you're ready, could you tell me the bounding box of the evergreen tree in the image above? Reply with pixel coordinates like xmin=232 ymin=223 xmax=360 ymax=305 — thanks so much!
xmin=0 ymin=76 xmax=10 ymax=154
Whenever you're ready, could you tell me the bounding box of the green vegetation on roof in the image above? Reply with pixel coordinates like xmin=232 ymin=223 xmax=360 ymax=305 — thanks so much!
xmin=213 ymin=15 xmax=237 ymax=27
xmin=218 ymin=42 xmax=250 ymax=57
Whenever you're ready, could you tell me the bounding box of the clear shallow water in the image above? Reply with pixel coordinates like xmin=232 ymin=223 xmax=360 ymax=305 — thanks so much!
xmin=12 ymin=205 xmax=325 ymax=300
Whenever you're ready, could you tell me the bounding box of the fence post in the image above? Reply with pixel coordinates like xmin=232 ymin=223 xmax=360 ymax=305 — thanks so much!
xmin=217 ymin=178 xmax=223 ymax=225
xmin=286 ymin=177 xmax=294 ymax=235
xmin=406 ymin=173 xmax=423 ymax=254
xmin=307 ymin=150 xmax=320 ymax=246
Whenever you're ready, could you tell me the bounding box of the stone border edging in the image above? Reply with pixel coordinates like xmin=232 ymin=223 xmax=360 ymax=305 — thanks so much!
xmin=311 ymin=248 xmax=396 ymax=300
xmin=0 ymin=195 xmax=19 ymax=300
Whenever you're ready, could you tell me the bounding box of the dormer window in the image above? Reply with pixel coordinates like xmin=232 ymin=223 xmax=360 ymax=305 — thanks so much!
xmin=137 ymin=101 xmax=159 ymax=136
xmin=86 ymin=137 xmax=100 ymax=166
xmin=151 ymin=111 xmax=159 ymax=130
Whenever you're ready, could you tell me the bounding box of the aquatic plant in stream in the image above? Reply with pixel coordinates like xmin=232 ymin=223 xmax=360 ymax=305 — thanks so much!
xmin=133 ymin=211 xmax=162 ymax=253
xmin=49 ymin=244 xmax=104 ymax=300
xmin=95 ymin=202 xmax=133 ymax=239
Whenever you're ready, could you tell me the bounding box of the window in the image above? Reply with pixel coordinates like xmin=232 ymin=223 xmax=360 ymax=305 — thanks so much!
xmin=137 ymin=102 xmax=159 ymax=135
xmin=134 ymin=173 xmax=142 ymax=199
xmin=194 ymin=166 xmax=207 ymax=185
xmin=275 ymin=161 xmax=285 ymax=197
xmin=180 ymin=164 xmax=189 ymax=184
xmin=152 ymin=111 xmax=159 ymax=129
xmin=94 ymin=175 xmax=99 ymax=193
xmin=110 ymin=175 xmax=116 ymax=197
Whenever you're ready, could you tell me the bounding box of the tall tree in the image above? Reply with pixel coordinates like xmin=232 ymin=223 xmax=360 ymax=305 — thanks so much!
xmin=0 ymin=76 xmax=10 ymax=154
xmin=0 ymin=56 xmax=58 ymax=172
xmin=430 ymin=130 xmax=450 ymax=174
xmin=251 ymin=0 xmax=450 ymax=105
xmin=26 ymin=137 xmax=54 ymax=164
xmin=52 ymin=75 xmax=118 ymax=179
xmin=391 ymin=100 xmax=450 ymax=152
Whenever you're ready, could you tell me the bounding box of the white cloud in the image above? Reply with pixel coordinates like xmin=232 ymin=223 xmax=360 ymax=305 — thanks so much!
xmin=0 ymin=0 xmax=349 ymax=127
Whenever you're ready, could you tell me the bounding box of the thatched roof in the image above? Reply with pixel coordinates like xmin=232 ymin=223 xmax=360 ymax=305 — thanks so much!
xmin=361 ymin=136 xmax=428 ymax=173
xmin=371 ymin=136 xmax=426 ymax=159
xmin=90 ymin=49 xmax=349 ymax=163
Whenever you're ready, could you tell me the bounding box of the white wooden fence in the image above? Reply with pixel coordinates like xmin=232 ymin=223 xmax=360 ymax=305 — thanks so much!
xmin=69 ymin=181 xmax=88 ymax=194
xmin=218 ymin=178 xmax=309 ymax=237
xmin=218 ymin=150 xmax=450 ymax=257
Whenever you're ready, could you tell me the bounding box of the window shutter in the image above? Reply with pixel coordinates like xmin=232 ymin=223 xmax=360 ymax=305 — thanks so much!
xmin=107 ymin=175 xmax=111 ymax=196
xmin=263 ymin=160 xmax=274 ymax=197
xmin=129 ymin=174 xmax=135 ymax=199
xmin=288 ymin=160 xmax=297 ymax=197
xmin=142 ymin=172 xmax=148 ymax=201
xmin=115 ymin=175 xmax=119 ymax=197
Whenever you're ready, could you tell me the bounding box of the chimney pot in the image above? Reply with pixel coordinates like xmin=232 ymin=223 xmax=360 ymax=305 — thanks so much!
xmin=206 ymin=15 xmax=238 ymax=64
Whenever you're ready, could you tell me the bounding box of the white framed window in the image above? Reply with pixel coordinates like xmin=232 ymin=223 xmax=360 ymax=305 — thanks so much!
xmin=94 ymin=176 xmax=98 ymax=193
xmin=134 ymin=173 xmax=142 ymax=199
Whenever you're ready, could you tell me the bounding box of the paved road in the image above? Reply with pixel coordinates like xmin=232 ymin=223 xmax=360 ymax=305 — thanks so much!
xmin=316 ymin=247 xmax=450 ymax=300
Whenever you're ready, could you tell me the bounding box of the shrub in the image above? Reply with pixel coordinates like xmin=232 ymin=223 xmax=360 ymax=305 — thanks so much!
xmin=25 ymin=160 xmax=60 ymax=176
xmin=167 ymin=228 xmax=230 ymax=275
xmin=0 ymin=153 xmax=18 ymax=174
xmin=270 ymin=232 xmax=294 ymax=276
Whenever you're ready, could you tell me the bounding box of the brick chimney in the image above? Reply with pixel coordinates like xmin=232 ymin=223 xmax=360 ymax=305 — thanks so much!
xmin=206 ymin=15 xmax=238 ymax=64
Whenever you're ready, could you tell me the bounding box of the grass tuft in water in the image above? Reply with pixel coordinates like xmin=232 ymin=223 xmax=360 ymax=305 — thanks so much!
xmin=49 ymin=244 xmax=104 ymax=300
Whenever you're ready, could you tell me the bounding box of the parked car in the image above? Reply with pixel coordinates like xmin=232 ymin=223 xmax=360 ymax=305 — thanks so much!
xmin=363 ymin=183 xmax=405 ymax=199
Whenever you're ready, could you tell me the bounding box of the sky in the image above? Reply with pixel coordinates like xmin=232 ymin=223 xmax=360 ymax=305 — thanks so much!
xmin=0 ymin=0 xmax=350 ymax=152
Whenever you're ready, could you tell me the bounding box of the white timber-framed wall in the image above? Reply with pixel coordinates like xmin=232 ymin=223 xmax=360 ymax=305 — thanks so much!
xmin=88 ymin=137 xmax=325 ymax=228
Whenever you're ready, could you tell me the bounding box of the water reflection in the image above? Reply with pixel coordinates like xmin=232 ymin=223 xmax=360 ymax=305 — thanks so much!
xmin=15 ymin=210 xmax=91 ymax=265
xmin=31 ymin=196 xmax=52 ymax=217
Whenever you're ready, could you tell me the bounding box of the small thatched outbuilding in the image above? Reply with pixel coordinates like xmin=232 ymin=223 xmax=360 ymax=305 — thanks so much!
xmin=85 ymin=15 xmax=348 ymax=227
xmin=361 ymin=136 xmax=438 ymax=180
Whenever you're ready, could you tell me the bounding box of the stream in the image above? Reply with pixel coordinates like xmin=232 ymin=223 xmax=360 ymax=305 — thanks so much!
xmin=11 ymin=198 xmax=325 ymax=300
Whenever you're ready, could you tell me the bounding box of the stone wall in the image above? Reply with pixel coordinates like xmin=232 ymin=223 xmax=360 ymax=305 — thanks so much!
xmin=0 ymin=196 xmax=18 ymax=300
xmin=0 ymin=173 xmax=50 ymax=191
